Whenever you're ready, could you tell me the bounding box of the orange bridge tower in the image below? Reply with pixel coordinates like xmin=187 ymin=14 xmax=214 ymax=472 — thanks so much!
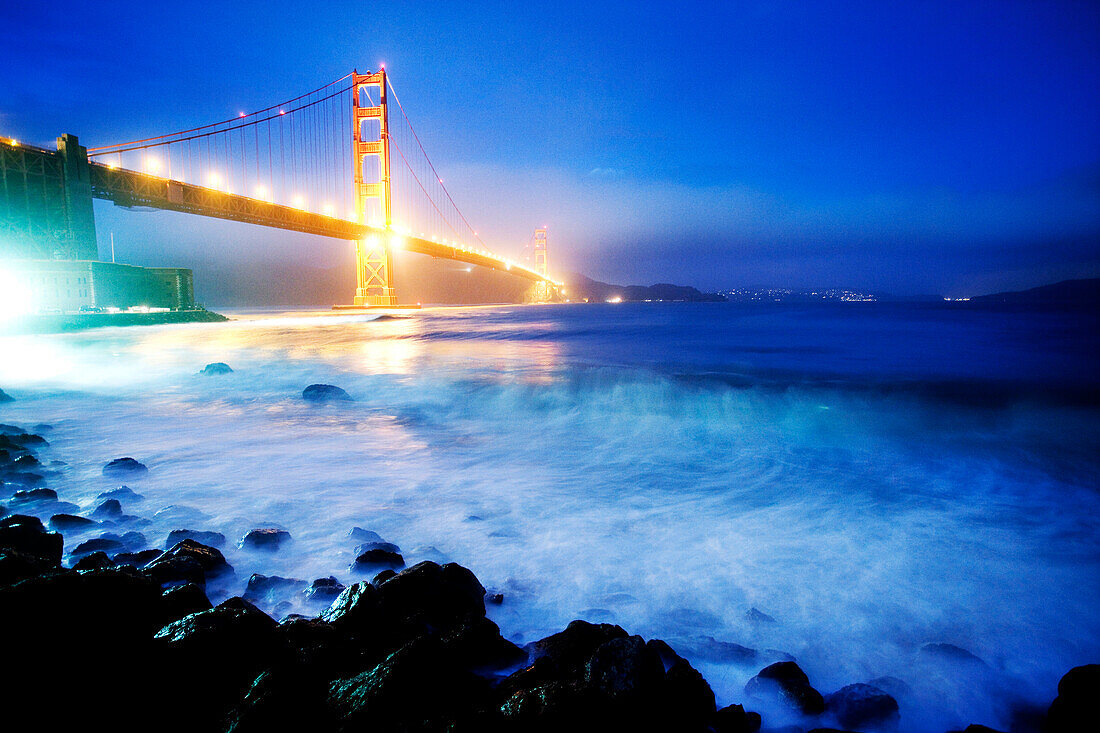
xmin=352 ymin=68 xmax=396 ymax=306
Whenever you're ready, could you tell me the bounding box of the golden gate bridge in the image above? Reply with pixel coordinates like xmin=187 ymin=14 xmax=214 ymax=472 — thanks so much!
xmin=0 ymin=68 xmax=560 ymax=307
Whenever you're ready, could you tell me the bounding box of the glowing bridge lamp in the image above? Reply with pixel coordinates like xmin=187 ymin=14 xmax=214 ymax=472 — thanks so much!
xmin=292 ymin=195 xmax=306 ymax=209
xmin=144 ymin=156 xmax=161 ymax=175
xmin=322 ymin=203 xmax=335 ymax=217
xmin=254 ymin=184 xmax=267 ymax=200
xmin=207 ymin=171 xmax=221 ymax=189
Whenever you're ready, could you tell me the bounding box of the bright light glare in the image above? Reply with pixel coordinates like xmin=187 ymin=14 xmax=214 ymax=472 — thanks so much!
xmin=207 ymin=172 xmax=221 ymax=187
xmin=322 ymin=203 xmax=335 ymax=216
xmin=0 ymin=268 xmax=34 ymax=321
xmin=293 ymin=195 xmax=306 ymax=209
xmin=145 ymin=157 xmax=161 ymax=174
xmin=389 ymin=233 xmax=404 ymax=249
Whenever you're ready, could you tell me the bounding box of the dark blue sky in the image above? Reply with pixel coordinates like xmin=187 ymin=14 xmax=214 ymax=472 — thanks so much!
xmin=3 ymin=0 xmax=1098 ymax=295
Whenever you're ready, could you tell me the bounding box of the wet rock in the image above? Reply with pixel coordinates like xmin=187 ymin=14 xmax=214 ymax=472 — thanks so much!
xmin=155 ymin=597 xmax=283 ymax=730
xmin=0 ymin=514 xmax=63 ymax=565
xmin=91 ymin=498 xmax=123 ymax=519
xmin=745 ymin=661 xmax=825 ymax=716
xmin=665 ymin=658 xmax=718 ymax=720
xmin=946 ymin=726 xmax=1006 ymax=733
xmin=49 ymin=513 xmax=97 ymax=531
xmin=348 ymin=526 xmax=384 ymax=543
xmin=488 ymin=592 xmax=504 ymax=605
xmin=243 ymin=573 xmax=307 ymax=605
xmin=440 ymin=614 xmax=527 ymax=670
xmin=112 ymin=548 xmax=162 ymax=567
xmin=225 ymin=663 xmax=341 ymax=733
xmin=239 ymin=528 xmax=291 ymax=551
xmin=377 ymin=561 xmax=486 ymax=630
xmin=585 ymin=635 xmax=666 ymax=699
xmin=677 ymin=635 xmax=758 ymax=665
xmin=327 ymin=635 xmax=491 ymax=731
xmin=1 ymin=471 xmax=45 ymax=488
xmin=10 ymin=487 xmax=57 ymax=505
xmin=165 ymin=528 xmax=226 ymax=549
xmin=72 ymin=551 xmax=114 ymax=571
xmin=746 ymin=607 xmax=777 ymax=624
xmin=354 ymin=539 xmax=401 ymax=555
xmin=72 ymin=537 xmax=126 ymax=556
xmin=303 ymin=576 xmax=345 ymax=605
xmin=200 ymin=362 xmax=233 ymax=375
xmin=320 ymin=581 xmax=381 ymax=629
xmin=96 ymin=486 xmax=144 ymax=503
xmin=1047 ymin=664 xmax=1100 ymax=732
xmin=102 ymin=457 xmax=148 ymax=477
xmin=351 ymin=547 xmax=405 ymax=572
xmin=302 ymin=383 xmax=351 ymax=403
xmin=526 ymin=619 xmax=630 ymax=677
xmin=714 ymin=703 xmax=762 ymax=733
xmin=146 ymin=539 xmax=233 ymax=588
xmin=372 ymin=568 xmax=398 ymax=585
xmin=0 ymin=548 xmax=56 ymax=585
xmin=159 ymin=582 xmax=212 ymax=625
xmin=824 ymin=683 xmax=899 ymax=730
xmin=0 ymin=388 xmax=12 ymax=402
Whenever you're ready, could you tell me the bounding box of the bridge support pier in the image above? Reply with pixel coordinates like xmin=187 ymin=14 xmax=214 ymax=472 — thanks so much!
xmin=353 ymin=234 xmax=397 ymax=306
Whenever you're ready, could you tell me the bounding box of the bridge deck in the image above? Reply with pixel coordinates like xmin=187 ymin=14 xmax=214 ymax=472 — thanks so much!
xmin=87 ymin=163 xmax=551 ymax=284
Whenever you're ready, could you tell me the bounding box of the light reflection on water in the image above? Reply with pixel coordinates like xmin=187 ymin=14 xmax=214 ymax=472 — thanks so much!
xmin=1 ymin=303 xmax=1098 ymax=732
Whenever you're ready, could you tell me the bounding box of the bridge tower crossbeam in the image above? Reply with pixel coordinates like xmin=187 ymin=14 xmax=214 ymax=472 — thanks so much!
xmin=352 ymin=68 xmax=396 ymax=307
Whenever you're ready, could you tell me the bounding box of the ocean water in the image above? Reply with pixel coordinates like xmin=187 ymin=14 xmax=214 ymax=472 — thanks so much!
xmin=1 ymin=302 xmax=1098 ymax=731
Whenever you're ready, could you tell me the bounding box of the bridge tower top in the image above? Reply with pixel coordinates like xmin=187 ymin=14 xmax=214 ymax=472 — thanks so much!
xmin=533 ymin=227 xmax=548 ymax=279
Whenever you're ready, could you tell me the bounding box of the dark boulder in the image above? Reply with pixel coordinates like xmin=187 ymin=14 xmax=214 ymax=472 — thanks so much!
xmin=113 ymin=548 xmax=162 ymax=567
xmin=97 ymin=486 xmax=145 ymax=503
xmin=320 ymin=581 xmax=381 ymax=630
xmin=243 ymin=573 xmax=307 ymax=606
xmin=526 ymin=619 xmax=630 ymax=678
xmin=102 ymin=457 xmax=148 ymax=477
xmin=714 ymin=703 xmax=762 ymax=733
xmin=0 ymin=514 xmax=63 ymax=565
xmin=72 ymin=551 xmax=114 ymax=571
xmin=372 ymin=568 xmax=398 ymax=585
xmin=200 ymin=362 xmax=233 ymax=375
xmin=10 ymin=487 xmax=57 ymax=505
xmin=49 ymin=513 xmax=97 ymax=531
xmin=377 ymin=561 xmax=486 ymax=630
xmin=584 ymin=635 xmax=666 ymax=699
xmin=146 ymin=538 xmax=233 ymax=588
xmin=91 ymin=498 xmax=123 ymax=518
xmin=824 ymin=683 xmax=899 ymax=730
xmin=165 ymin=528 xmax=226 ymax=549
xmin=351 ymin=547 xmax=405 ymax=572
xmin=303 ymin=576 xmax=345 ymax=605
xmin=354 ymin=540 xmax=402 ymax=555
xmin=72 ymin=536 xmax=126 ymax=556
xmin=488 ymin=592 xmax=504 ymax=605
xmin=1 ymin=470 xmax=45 ymax=488
xmin=0 ymin=548 xmax=58 ymax=586
xmin=159 ymin=582 xmax=213 ymax=625
xmin=302 ymin=383 xmax=351 ymax=402
xmin=1047 ymin=664 xmax=1100 ymax=732
xmin=239 ymin=527 xmax=292 ymax=551
xmin=225 ymin=663 xmax=341 ymax=733
xmin=744 ymin=661 xmax=825 ymax=716
xmin=439 ymin=614 xmax=527 ymax=670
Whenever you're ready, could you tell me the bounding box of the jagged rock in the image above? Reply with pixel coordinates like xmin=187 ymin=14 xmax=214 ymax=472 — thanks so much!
xmin=677 ymin=635 xmax=758 ymax=665
xmin=303 ymin=576 xmax=345 ymax=605
xmin=584 ymin=635 xmax=665 ymax=699
xmin=155 ymin=597 xmax=283 ymax=730
xmin=113 ymin=548 xmax=162 ymax=567
xmin=665 ymin=658 xmax=718 ymax=721
xmin=526 ymin=620 xmax=630 ymax=677
xmin=200 ymin=362 xmax=233 ymax=375
xmin=351 ymin=547 xmax=405 ymax=572
xmin=0 ymin=548 xmax=57 ymax=586
xmin=97 ymin=486 xmax=144 ymax=503
xmin=160 ymin=582 xmax=212 ymax=625
xmin=239 ymin=528 xmax=291 ymax=551
xmin=714 ymin=703 xmax=762 ymax=733
xmin=72 ymin=537 xmax=126 ymax=556
xmin=244 ymin=573 xmax=307 ymax=605
xmin=440 ymin=614 xmax=527 ymax=670
xmin=0 ymin=514 xmax=63 ymax=565
xmin=745 ymin=661 xmax=825 ymax=716
xmin=302 ymin=384 xmax=351 ymax=402
xmin=1047 ymin=664 xmax=1100 ymax=732
xmin=824 ymin=683 xmax=899 ymax=730
xmin=146 ymin=539 xmax=233 ymax=588
xmin=327 ymin=636 xmax=491 ymax=731
xmin=377 ymin=561 xmax=486 ymax=630
xmin=72 ymin=551 xmax=114 ymax=571
xmin=320 ymin=581 xmax=381 ymax=629
xmin=225 ymin=663 xmax=341 ymax=733
xmin=348 ymin=526 xmax=384 ymax=543
xmin=165 ymin=528 xmax=226 ymax=549
xmin=354 ymin=540 xmax=402 ymax=555
xmin=372 ymin=568 xmax=398 ymax=585
xmin=102 ymin=457 xmax=148 ymax=477
xmin=49 ymin=513 xmax=97 ymax=531
xmin=10 ymin=487 xmax=57 ymax=504
xmin=91 ymin=498 xmax=123 ymax=519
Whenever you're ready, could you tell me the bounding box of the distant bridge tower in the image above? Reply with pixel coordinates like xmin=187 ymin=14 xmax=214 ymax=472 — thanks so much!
xmin=352 ymin=68 xmax=396 ymax=307
xmin=532 ymin=227 xmax=550 ymax=301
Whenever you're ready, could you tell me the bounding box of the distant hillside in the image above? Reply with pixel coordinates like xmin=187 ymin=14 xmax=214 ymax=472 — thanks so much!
xmin=971 ymin=278 xmax=1100 ymax=306
xmin=564 ymin=274 xmax=725 ymax=303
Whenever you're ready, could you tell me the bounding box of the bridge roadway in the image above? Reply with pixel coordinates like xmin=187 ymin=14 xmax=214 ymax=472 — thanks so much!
xmin=88 ymin=161 xmax=552 ymax=285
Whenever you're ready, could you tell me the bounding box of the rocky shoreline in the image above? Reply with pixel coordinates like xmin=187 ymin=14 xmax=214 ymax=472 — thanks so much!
xmin=1 ymin=386 xmax=1095 ymax=732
